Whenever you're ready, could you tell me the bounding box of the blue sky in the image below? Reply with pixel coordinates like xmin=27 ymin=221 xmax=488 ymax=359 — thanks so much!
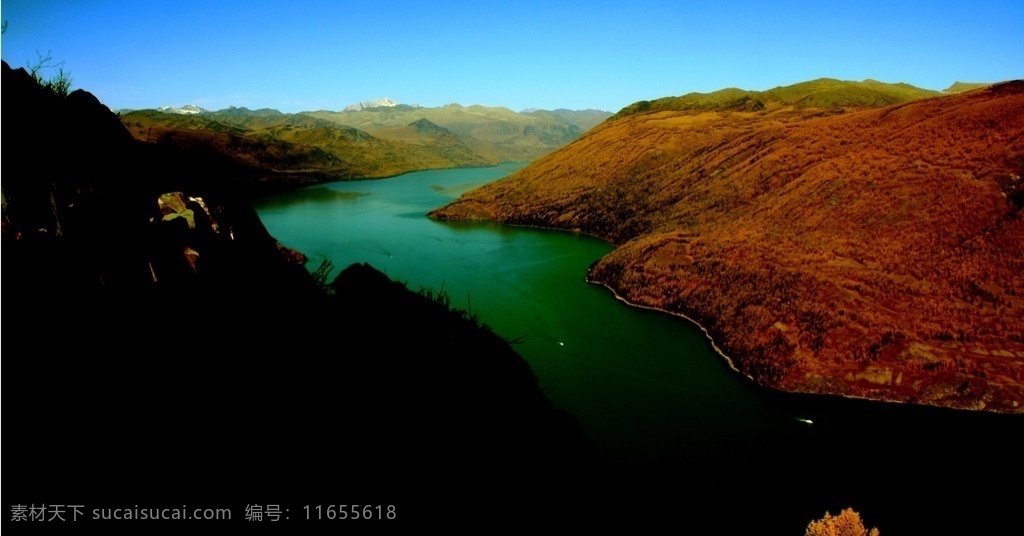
xmin=2 ymin=0 xmax=1021 ymax=113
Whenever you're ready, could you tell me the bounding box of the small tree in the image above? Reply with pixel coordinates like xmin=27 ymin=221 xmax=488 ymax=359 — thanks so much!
xmin=27 ymin=50 xmax=73 ymax=98
xmin=311 ymin=258 xmax=335 ymax=294
xmin=805 ymin=507 xmax=880 ymax=536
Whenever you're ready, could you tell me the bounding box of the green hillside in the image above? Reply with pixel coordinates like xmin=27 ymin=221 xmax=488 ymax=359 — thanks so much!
xmin=613 ymin=78 xmax=942 ymax=119
xmin=944 ymin=81 xmax=993 ymax=94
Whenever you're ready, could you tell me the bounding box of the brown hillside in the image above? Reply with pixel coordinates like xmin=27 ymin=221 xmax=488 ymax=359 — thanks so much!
xmin=432 ymin=82 xmax=1024 ymax=412
xmin=121 ymin=113 xmax=494 ymax=186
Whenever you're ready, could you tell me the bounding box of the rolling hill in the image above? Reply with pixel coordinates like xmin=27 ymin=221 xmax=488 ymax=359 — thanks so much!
xmin=610 ymin=78 xmax=947 ymax=119
xmin=431 ymin=79 xmax=1024 ymax=412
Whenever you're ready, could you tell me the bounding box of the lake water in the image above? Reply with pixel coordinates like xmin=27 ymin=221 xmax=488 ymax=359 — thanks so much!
xmin=255 ymin=163 xmax=1020 ymax=532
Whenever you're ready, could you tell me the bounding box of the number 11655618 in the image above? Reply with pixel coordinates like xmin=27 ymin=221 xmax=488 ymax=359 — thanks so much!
xmin=303 ymin=505 xmax=395 ymax=520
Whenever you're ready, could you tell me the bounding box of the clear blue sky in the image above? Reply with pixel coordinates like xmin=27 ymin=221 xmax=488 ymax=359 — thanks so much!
xmin=2 ymin=0 xmax=1021 ymax=113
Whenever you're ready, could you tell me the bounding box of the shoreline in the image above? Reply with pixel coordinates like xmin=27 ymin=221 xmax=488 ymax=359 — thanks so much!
xmin=363 ymin=172 xmax=1023 ymax=416
xmin=584 ymin=276 xmax=753 ymax=382
xmin=433 ymin=210 xmax=1024 ymax=415
xmin=585 ymin=273 xmax=1024 ymax=416
xmin=432 ymin=212 xmax=972 ymax=412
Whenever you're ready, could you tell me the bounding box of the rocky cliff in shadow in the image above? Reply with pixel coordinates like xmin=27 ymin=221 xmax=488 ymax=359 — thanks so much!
xmin=1 ymin=60 xmax=592 ymax=524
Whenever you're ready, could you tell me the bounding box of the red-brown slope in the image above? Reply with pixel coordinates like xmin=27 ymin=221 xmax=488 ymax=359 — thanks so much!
xmin=431 ymin=83 xmax=1024 ymax=412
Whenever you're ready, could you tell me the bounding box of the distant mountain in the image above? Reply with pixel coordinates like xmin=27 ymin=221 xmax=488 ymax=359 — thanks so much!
xmin=216 ymin=105 xmax=286 ymax=117
xmin=121 ymin=103 xmax=608 ymax=184
xmin=943 ymin=81 xmax=993 ymax=94
xmin=519 ymin=108 xmax=613 ymax=133
xmin=307 ymin=103 xmax=607 ymax=162
xmin=612 ymin=78 xmax=942 ymax=119
xmin=549 ymin=108 xmax=613 ymax=131
xmin=344 ymin=97 xmax=402 ymax=111
xmin=156 ymin=104 xmax=208 ymax=115
xmin=432 ymin=79 xmax=1024 ymax=412
xmin=409 ymin=117 xmax=449 ymax=135
xmin=120 ymin=108 xmax=488 ymax=186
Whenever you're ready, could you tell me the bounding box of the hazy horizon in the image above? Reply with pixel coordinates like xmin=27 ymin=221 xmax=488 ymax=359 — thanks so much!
xmin=2 ymin=0 xmax=1021 ymax=114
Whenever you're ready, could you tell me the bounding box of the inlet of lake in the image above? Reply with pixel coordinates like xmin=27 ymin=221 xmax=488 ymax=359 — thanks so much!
xmin=255 ymin=162 xmax=1019 ymax=532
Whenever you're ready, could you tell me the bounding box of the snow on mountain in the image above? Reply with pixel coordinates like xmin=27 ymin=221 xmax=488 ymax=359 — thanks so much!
xmin=343 ymin=98 xmax=399 ymax=111
xmin=156 ymin=104 xmax=207 ymax=115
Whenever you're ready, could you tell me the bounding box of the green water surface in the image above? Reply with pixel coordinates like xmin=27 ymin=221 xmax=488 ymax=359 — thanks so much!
xmin=255 ymin=163 xmax=1020 ymax=531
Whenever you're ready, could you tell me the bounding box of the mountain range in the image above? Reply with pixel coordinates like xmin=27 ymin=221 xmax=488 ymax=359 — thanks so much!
xmin=432 ymin=78 xmax=1024 ymax=412
xmin=120 ymin=102 xmax=611 ymax=188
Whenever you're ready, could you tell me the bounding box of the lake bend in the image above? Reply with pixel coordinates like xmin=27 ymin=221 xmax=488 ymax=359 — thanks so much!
xmin=255 ymin=163 xmax=1020 ymax=531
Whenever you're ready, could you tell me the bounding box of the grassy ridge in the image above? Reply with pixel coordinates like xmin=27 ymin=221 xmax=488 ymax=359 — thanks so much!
xmin=612 ymin=78 xmax=943 ymax=119
xmin=944 ymin=81 xmax=993 ymax=94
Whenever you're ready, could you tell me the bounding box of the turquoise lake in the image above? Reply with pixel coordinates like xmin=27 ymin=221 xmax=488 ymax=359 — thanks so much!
xmin=255 ymin=163 xmax=1019 ymax=532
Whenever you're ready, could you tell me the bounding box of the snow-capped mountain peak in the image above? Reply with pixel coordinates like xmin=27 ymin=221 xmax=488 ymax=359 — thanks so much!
xmin=343 ymin=98 xmax=399 ymax=111
xmin=156 ymin=104 xmax=207 ymax=115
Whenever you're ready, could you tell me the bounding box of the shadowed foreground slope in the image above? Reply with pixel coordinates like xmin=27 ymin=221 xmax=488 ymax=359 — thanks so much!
xmin=432 ymin=81 xmax=1024 ymax=412
xmin=1 ymin=60 xmax=591 ymax=523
